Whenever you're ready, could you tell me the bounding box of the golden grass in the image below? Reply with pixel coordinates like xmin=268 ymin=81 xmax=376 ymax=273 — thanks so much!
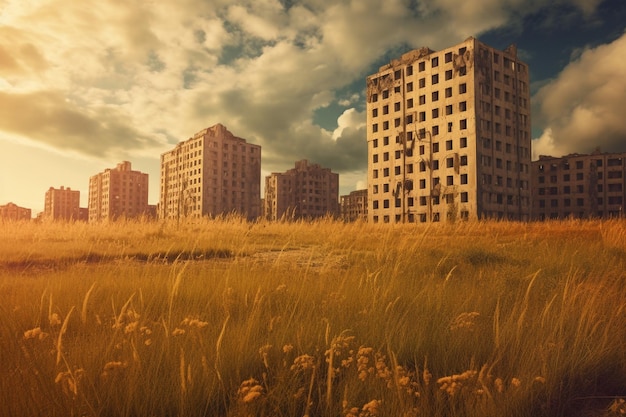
xmin=1 ymin=217 xmax=625 ymax=417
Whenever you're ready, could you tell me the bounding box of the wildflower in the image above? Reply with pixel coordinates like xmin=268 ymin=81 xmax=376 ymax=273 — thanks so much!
xmin=49 ymin=313 xmax=61 ymax=327
xmin=422 ymin=368 xmax=432 ymax=386
xmin=494 ymin=377 xmax=504 ymax=393
xmin=172 ymin=328 xmax=185 ymax=336
xmin=124 ymin=321 xmax=139 ymax=334
xmin=361 ymin=399 xmax=382 ymax=416
xmin=101 ymin=361 xmax=127 ymax=380
xmin=283 ymin=344 xmax=294 ymax=354
xmin=449 ymin=312 xmax=481 ymax=332
xmin=437 ymin=370 xmax=477 ymax=396
xmin=181 ymin=317 xmax=209 ymax=329
xmin=357 ymin=346 xmax=374 ymax=381
xmin=345 ymin=406 xmax=360 ymax=417
xmin=259 ymin=344 xmax=272 ymax=368
xmin=291 ymin=354 xmax=315 ymax=372
xmin=533 ymin=376 xmax=546 ymax=384
xmin=55 ymin=369 xmax=84 ymax=397
xmin=511 ymin=377 xmax=521 ymax=388
xmin=237 ymin=378 xmax=263 ymax=403
xmin=23 ymin=327 xmax=48 ymax=341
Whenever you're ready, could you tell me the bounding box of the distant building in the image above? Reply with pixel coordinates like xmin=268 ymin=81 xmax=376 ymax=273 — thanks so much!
xmin=531 ymin=151 xmax=626 ymax=220
xmin=340 ymin=189 xmax=368 ymax=222
xmin=264 ymin=159 xmax=339 ymax=220
xmin=44 ymin=186 xmax=81 ymax=221
xmin=159 ymin=123 xmax=261 ymax=220
xmin=88 ymin=161 xmax=149 ymax=222
xmin=366 ymin=37 xmax=531 ymax=223
xmin=0 ymin=202 xmax=31 ymax=221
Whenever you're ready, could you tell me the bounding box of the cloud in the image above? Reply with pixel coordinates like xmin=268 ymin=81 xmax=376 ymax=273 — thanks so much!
xmin=0 ymin=0 xmax=611 ymax=189
xmin=532 ymin=31 xmax=626 ymax=159
xmin=0 ymin=90 xmax=160 ymax=156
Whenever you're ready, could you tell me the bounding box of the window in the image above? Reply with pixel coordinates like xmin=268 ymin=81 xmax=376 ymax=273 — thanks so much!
xmin=445 ymin=52 xmax=452 ymax=63
xmin=446 ymin=157 xmax=454 ymax=168
xmin=419 ymin=111 xmax=426 ymax=122
xmin=383 ymin=121 xmax=389 ymax=130
xmin=407 ymin=65 xmax=413 ymax=76
xmin=432 ymin=91 xmax=439 ymax=101
xmin=372 ymin=108 xmax=378 ymax=117
xmin=372 ymin=154 xmax=378 ymax=163
xmin=419 ymin=179 xmax=426 ymax=189
xmin=383 ymin=168 xmax=389 ymax=177
xmin=372 ymin=124 xmax=378 ymax=133
xmin=383 ymin=200 xmax=389 ymax=208
xmin=373 ymin=200 xmax=379 ymax=209
xmin=447 ymin=176 xmax=454 ymax=186
xmin=407 ymin=98 xmax=414 ymax=108
xmin=460 ymin=119 xmax=467 ymax=130
xmin=394 ymin=102 xmax=401 ymax=112
xmin=432 ymin=125 xmax=439 ymax=136
xmin=383 ymin=152 xmax=389 ymax=161
xmin=445 ymin=69 xmax=453 ymax=80
xmin=372 ymin=139 xmax=378 ymax=148
xmin=448 ymin=122 xmax=453 ymax=132
xmin=432 ymin=57 xmax=439 ymax=67
xmin=432 ymin=74 xmax=439 ymax=84
xmin=406 ymin=82 xmax=413 ymax=92
xmin=460 ymin=137 xmax=467 ymax=148
xmin=432 ymin=108 xmax=439 ymax=119
xmin=419 ymin=95 xmax=426 ymax=105
xmin=461 ymin=174 xmax=468 ymax=184
xmin=395 ymin=150 xmax=401 ymax=159
xmin=395 ymin=166 xmax=401 ymax=175
xmin=461 ymin=192 xmax=468 ymax=203
xmin=459 ymin=83 xmax=467 ymax=94
xmin=419 ymin=61 xmax=425 ymax=72
xmin=459 ymin=101 xmax=467 ymax=112
xmin=383 ymin=105 xmax=389 ymax=115
xmin=383 ymin=90 xmax=389 ymax=99
xmin=446 ymin=140 xmax=453 ymax=150
xmin=433 ymin=142 xmax=440 ymax=153
xmin=419 ymin=78 xmax=426 ymax=88
xmin=383 ymin=136 xmax=389 ymax=145
xmin=394 ymin=118 xmax=401 ymax=127
xmin=445 ymin=87 xmax=452 ymax=98
xmin=371 ymin=93 xmax=378 ymax=102
xmin=446 ymin=105 xmax=453 ymax=115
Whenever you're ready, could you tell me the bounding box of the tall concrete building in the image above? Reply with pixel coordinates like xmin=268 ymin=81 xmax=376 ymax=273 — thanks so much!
xmin=264 ymin=160 xmax=339 ymax=220
xmin=88 ymin=161 xmax=149 ymax=222
xmin=159 ymin=124 xmax=261 ymax=220
xmin=532 ymin=152 xmax=625 ymax=220
xmin=366 ymin=37 xmax=531 ymax=223
xmin=44 ymin=186 xmax=81 ymax=221
xmin=340 ymin=189 xmax=368 ymax=222
xmin=0 ymin=202 xmax=31 ymax=221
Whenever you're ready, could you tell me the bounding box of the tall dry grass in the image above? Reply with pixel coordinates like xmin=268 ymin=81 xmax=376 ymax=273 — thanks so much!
xmin=1 ymin=217 xmax=625 ymax=417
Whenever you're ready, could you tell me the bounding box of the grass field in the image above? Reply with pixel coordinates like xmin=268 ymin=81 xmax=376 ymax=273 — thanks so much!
xmin=1 ymin=218 xmax=625 ymax=417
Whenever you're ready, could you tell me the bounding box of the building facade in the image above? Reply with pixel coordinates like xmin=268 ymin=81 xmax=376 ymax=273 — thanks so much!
xmin=44 ymin=186 xmax=81 ymax=221
xmin=159 ymin=124 xmax=261 ymax=220
xmin=0 ymin=202 xmax=31 ymax=221
xmin=264 ymin=160 xmax=339 ymax=220
xmin=340 ymin=189 xmax=368 ymax=222
xmin=532 ymin=152 xmax=625 ymax=220
xmin=88 ymin=161 xmax=149 ymax=222
xmin=366 ymin=37 xmax=531 ymax=223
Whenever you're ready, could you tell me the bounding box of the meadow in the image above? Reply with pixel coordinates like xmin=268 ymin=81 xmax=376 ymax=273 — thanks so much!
xmin=1 ymin=217 xmax=625 ymax=417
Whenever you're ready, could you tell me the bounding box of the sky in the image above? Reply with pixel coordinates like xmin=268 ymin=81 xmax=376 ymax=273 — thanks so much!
xmin=1 ymin=0 xmax=625 ymax=215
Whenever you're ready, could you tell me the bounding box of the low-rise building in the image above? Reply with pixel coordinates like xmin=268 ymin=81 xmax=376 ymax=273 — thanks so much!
xmin=0 ymin=202 xmax=31 ymax=221
xmin=44 ymin=186 xmax=81 ymax=221
xmin=340 ymin=189 xmax=368 ymax=222
xmin=88 ymin=161 xmax=150 ymax=222
xmin=531 ymin=151 xmax=626 ymax=219
xmin=264 ymin=160 xmax=339 ymax=220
